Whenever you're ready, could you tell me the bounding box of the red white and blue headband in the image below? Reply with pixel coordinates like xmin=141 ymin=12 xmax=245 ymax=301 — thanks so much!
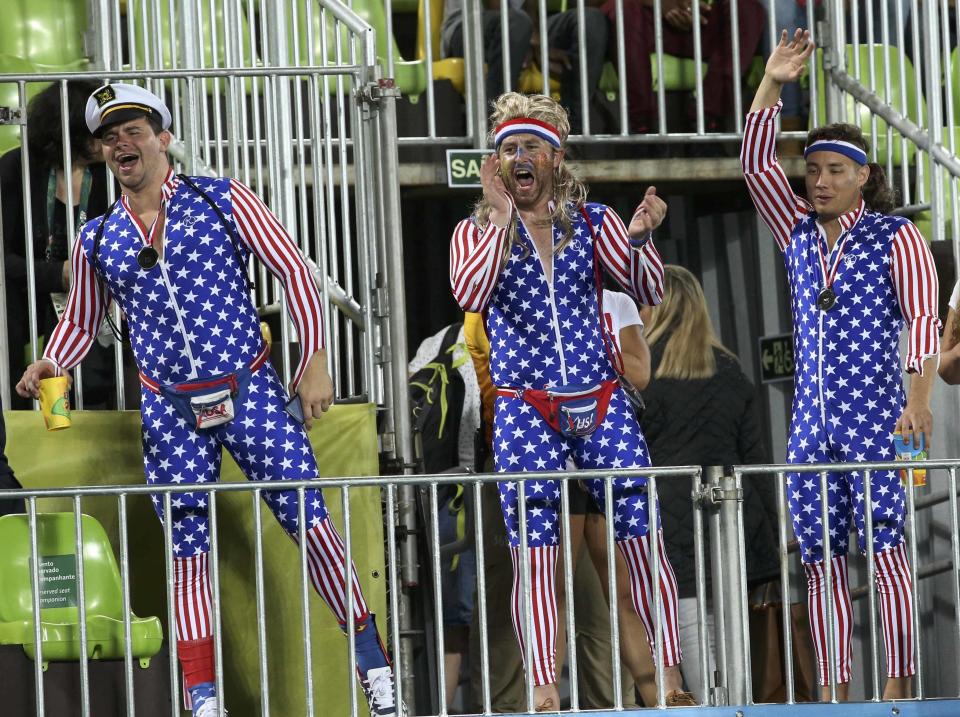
xmin=493 ymin=118 xmax=562 ymax=150
xmin=803 ymin=139 xmax=867 ymax=166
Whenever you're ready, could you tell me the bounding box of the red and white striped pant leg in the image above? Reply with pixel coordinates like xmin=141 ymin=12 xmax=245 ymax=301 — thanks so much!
xmin=874 ymin=543 xmax=916 ymax=678
xmin=509 ymin=545 xmax=559 ymax=686
xmin=174 ymin=553 xmax=216 ymax=691
xmin=804 ymin=555 xmax=854 ymax=685
xmin=616 ymin=531 xmax=683 ymax=666
xmin=300 ymin=518 xmax=370 ymax=624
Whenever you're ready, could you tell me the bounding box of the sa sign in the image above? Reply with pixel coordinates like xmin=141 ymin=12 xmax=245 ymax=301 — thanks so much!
xmin=446 ymin=149 xmax=492 ymax=188
xmin=758 ymin=332 xmax=794 ymax=383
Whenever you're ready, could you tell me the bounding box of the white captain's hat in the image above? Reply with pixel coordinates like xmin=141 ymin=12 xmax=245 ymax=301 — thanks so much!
xmin=84 ymin=83 xmax=172 ymax=137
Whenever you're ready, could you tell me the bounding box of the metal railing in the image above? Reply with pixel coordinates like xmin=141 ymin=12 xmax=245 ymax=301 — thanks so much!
xmin=2 ymin=457 xmax=959 ymax=714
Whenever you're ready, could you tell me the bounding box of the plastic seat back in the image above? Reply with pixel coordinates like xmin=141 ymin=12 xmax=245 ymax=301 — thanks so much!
xmin=813 ymin=45 xmax=924 ymax=166
xmin=0 ymin=513 xmax=124 ymax=629
xmin=1 ymin=0 xmax=87 ymax=68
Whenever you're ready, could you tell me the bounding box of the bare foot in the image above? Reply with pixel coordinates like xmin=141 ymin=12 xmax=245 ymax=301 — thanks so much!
xmin=533 ymin=683 xmax=560 ymax=712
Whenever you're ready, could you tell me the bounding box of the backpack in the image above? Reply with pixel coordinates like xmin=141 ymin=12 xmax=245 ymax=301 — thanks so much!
xmin=410 ymin=323 xmax=467 ymax=474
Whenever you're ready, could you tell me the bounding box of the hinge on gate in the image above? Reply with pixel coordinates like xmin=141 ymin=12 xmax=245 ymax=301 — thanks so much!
xmin=0 ymin=107 xmax=24 ymax=126
xmin=708 ymin=486 xmax=742 ymax=505
xmin=362 ymin=78 xmax=402 ymax=104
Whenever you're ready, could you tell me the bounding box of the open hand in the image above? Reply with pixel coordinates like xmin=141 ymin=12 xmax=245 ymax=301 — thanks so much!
xmin=16 ymin=360 xmax=63 ymax=400
xmin=480 ymin=153 xmax=513 ymax=227
xmin=764 ymin=29 xmax=815 ymax=84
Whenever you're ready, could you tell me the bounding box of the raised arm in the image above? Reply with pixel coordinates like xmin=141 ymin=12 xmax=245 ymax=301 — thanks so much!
xmin=450 ymin=154 xmax=513 ymax=312
xmin=229 ymin=179 xmax=327 ymax=400
xmin=741 ymin=29 xmax=815 ymax=251
xmin=594 ymin=190 xmax=666 ymax=306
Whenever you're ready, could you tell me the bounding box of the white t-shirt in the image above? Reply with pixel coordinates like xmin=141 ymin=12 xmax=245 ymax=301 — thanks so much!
xmin=602 ymin=289 xmax=643 ymax=353
xmin=408 ymin=324 xmax=480 ymax=470
xmin=949 ymin=279 xmax=960 ymax=311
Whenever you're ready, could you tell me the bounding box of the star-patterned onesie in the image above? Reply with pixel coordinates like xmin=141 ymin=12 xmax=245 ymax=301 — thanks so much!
xmin=451 ymin=200 xmax=682 ymax=686
xmin=742 ymin=101 xmax=939 ymax=685
xmin=43 ymin=170 xmax=381 ymax=693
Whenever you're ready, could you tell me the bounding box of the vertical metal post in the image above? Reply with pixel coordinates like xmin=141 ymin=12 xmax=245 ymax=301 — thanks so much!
xmin=473 ymin=480 xmax=492 ymax=714
xmin=693 ymin=472 xmax=711 ymax=703
xmin=0 ymin=190 xmax=10 ymax=409
xmin=923 ymin=0 xmax=945 ymax=243
xmin=89 ymin=0 xmax=115 ymax=71
xmin=862 ymin=469 xmax=880 ymax=700
xmin=252 ymin=489 xmax=270 ymax=716
xmin=603 ymin=475 xmax=622 ymax=710
xmin=463 ymin=0 xmax=487 ymax=145
xmin=27 ymin=498 xmax=45 ymax=717
xmin=718 ymin=469 xmax=748 ymax=705
xmin=950 ymin=467 xmax=960 ymax=697
xmin=559 ymin=479 xmax=578 ymax=711
xmin=774 ymin=470 xmax=795 ymax=704
xmin=706 ymin=466 xmax=728 ymax=705
xmin=117 ymin=494 xmax=136 ymax=717
xmin=73 ymin=500 xmax=91 ymax=717
xmin=177 ymin=0 xmax=202 ymax=173
xmin=822 ymin=0 xmax=847 ymax=123
xmin=820 ymin=470 xmax=838 ymax=702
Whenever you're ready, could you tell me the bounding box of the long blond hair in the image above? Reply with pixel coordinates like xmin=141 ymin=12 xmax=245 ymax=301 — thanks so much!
xmin=473 ymin=92 xmax=588 ymax=262
xmin=644 ymin=265 xmax=733 ymax=380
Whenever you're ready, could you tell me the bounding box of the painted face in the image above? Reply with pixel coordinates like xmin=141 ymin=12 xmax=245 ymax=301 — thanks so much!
xmin=497 ymin=133 xmax=561 ymax=210
xmin=99 ymin=116 xmax=171 ymax=193
xmin=804 ymin=149 xmax=869 ymax=221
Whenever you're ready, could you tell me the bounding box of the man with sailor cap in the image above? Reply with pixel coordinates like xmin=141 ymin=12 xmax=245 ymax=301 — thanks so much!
xmin=17 ymin=83 xmax=401 ymax=717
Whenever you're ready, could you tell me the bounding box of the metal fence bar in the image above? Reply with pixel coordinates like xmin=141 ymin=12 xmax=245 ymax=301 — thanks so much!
xmin=603 ymin=474 xmax=623 ymax=711
xmin=297 ymin=487 xmax=316 ymax=716
xmin=342 ymin=485 xmax=358 ymax=717
xmin=692 ymin=473 xmax=710 ymax=703
xmin=773 ymin=469 xmax=795 ymax=704
xmin=252 ymin=489 xmax=270 ymax=717
xmin=517 ymin=479 xmax=534 ymax=713
xmin=951 ymin=467 xmax=960 ymax=697
xmin=559 ymin=478 xmax=578 ymax=711
xmin=905 ymin=466 xmax=924 ymax=698
xmin=385 ymin=483 xmax=404 ymax=712
xmin=863 ymin=469 xmax=880 ymax=701
xmin=26 ymin=497 xmax=45 ymax=716
xmin=117 ymin=494 xmax=136 ymax=717
xmin=651 ymin=0 xmax=667 ymax=134
xmin=707 ymin=468 xmax=727 ymax=704
xmin=73 ymin=497 xmax=92 ymax=717
xmin=161 ymin=492 xmax=181 ymax=716
xmin=429 ymin=482 xmax=448 ymax=713
xmin=649 ymin=473 xmax=665 ymax=707
xmin=208 ymin=492 xmax=226 ymax=716
xmin=819 ymin=469 xmax=838 ymax=702
xmin=472 ymin=480 xmax=492 ymax=714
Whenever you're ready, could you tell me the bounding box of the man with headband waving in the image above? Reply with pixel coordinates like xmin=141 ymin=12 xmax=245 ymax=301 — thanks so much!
xmin=741 ymin=31 xmax=939 ymax=701
xmin=450 ymin=92 xmax=695 ymax=710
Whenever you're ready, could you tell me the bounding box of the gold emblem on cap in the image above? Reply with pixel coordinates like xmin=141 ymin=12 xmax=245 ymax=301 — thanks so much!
xmin=95 ymin=86 xmax=116 ymax=107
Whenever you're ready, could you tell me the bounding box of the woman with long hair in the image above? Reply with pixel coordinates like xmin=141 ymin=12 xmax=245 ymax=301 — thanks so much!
xmin=640 ymin=265 xmax=780 ymax=702
xmin=741 ymin=30 xmax=939 ymax=701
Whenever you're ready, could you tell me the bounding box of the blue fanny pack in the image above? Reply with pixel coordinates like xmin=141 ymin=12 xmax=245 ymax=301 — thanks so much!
xmin=159 ymin=366 xmax=254 ymax=431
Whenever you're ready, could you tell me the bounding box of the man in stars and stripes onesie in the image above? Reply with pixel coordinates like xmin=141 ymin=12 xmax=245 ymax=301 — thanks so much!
xmin=741 ymin=32 xmax=940 ymax=701
xmin=17 ymin=84 xmax=400 ymax=717
xmin=449 ymin=91 xmax=695 ymax=710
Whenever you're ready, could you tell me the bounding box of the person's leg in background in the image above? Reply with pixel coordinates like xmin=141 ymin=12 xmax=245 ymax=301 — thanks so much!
xmin=675 ymin=596 xmax=716 ymax=704
xmin=441 ymin=9 xmax=533 ymax=104
xmin=437 ymin=484 xmax=476 ymax=710
xmin=468 ymin=480 xmax=526 ymax=713
xmin=583 ymin=513 xmax=658 ymax=706
xmin=700 ymin=0 xmax=767 ymax=127
xmin=546 ymin=8 xmax=609 ymax=134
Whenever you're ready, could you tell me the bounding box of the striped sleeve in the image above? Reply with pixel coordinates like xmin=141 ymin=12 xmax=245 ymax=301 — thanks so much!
xmin=229 ymin=178 xmax=324 ymax=391
xmin=450 ymin=216 xmax=509 ymax=312
xmin=740 ymin=100 xmax=807 ymax=251
xmin=42 ymin=226 xmax=107 ymax=374
xmin=595 ymin=205 xmax=664 ymax=306
xmin=889 ymin=221 xmax=941 ymax=375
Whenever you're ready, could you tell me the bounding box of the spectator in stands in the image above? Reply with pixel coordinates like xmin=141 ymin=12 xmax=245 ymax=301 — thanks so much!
xmin=742 ymin=30 xmax=939 ymax=701
xmin=463 ymin=292 xmax=660 ymax=709
xmin=17 ymin=83 xmax=401 ymax=717
xmin=639 ymin=265 xmax=780 ymax=702
xmin=0 ymin=398 xmax=25 ymax=517
xmin=450 ymin=91 xmax=694 ymax=710
xmin=1 ymin=80 xmax=113 ymax=409
xmin=938 ymin=279 xmax=960 ymax=384
xmin=408 ymin=322 xmax=481 ymax=709
xmin=441 ymin=0 xmax=608 ymax=133
xmin=603 ymin=0 xmax=766 ymax=133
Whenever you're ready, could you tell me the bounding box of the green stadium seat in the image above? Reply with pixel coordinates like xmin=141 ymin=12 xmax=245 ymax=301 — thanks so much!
xmin=913 ymin=126 xmax=960 ymax=242
xmin=1 ymin=0 xmax=88 ymax=69
xmin=129 ymin=0 xmax=257 ymax=94
xmin=0 ymin=513 xmax=163 ymax=665
xmin=812 ymin=45 xmax=925 ymax=167
xmin=0 ymin=55 xmax=49 ymax=157
xmin=599 ymin=55 xmax=763 ymax=103
xmin=296 ymin=0 xmax=426 ymax=99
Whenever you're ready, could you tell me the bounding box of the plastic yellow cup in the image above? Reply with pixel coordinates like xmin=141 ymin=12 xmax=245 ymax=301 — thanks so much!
xmin=38 ymin=376 xmax=72 ymax=431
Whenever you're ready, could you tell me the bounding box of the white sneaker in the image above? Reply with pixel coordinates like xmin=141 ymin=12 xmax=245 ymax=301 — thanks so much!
xmin=361 ymin=666 xmax=406 ymax=717
xmin=194 ymin=698 xmax=227 ymax=717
